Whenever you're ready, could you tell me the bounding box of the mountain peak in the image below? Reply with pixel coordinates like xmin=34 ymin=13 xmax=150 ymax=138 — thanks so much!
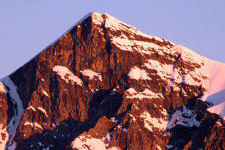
xmin=0 ymin=12 xmax=225 ymax=150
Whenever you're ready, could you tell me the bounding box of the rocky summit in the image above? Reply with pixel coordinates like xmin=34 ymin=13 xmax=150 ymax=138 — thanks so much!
xmin=0 ymin=12 xmax=225 ymax=150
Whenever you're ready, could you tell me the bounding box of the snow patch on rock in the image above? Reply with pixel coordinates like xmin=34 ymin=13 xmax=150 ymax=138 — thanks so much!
xmin=71 ymin=134 xmax=120 ymax=150
xmin=110 ymin=117 xmax=118 ymax=124
xmin=24 ymin=122 xmax=43 ymax=129
xmin=144 ymin=59 xmax=172 ymax=83
xmin=167 ymin=106 xmax=200 ymax=129
xmin=42 ymin=90 xmax=50 ymax=97
xmin=156 ymin=145 xmax=162 ymax=150
xmin=0 ymin=82 xmax=5 ymax=93
xmin=166 ymin=145 xmax=173 ymax=149
xmin=91 ymin=12 xmax=104 ymax=26
xmin=126 ymin=88 xmax=136 ymax=94
xmin=53 ymin=65 xmax=83 ymax=86
xmin=27 ymin=106 xmax=36 ymax=111
xmin=128 ymin=67 xmax=150 ymax=80
xmin=80 ymin=69 xmax=102 ymax=81
xmin=111 ymin=34 xmax=160 ymax=54
xmin=140 ymin=111 xmax=167 ymax=132
xmin=126 ymin=88 xmax=162 ymax=100
xmin=37 ymin=107 xmax=48 ymax=117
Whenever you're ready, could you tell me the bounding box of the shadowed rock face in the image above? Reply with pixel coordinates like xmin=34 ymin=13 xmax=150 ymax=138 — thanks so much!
xmin=0 ymin=12 xmax=225 ymax=150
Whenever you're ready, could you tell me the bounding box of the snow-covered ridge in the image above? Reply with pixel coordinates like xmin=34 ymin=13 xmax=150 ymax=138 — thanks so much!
xmin=208 ymin=101 xmax=225 ymax=119
xmin=92 ymin=12 xmax=168 ymax=44
xmin=53 ymin=65 xmax=83 ymax=86
xmin=91 ymin=12 xmax=177 ymax=56
xmin=1 ymin=76 xmax=24 ymax=149
xmin=207 ymin=60 xmax=225 ymax=97
xmin=204 ymin=60 xmax=225 ymax=119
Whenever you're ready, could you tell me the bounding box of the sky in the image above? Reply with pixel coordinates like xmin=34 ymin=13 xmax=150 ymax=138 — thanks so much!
xmin=0 ymin=0 xmax=225 ymax=79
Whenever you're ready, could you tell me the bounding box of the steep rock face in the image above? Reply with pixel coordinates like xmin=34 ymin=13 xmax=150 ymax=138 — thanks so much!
xmin=0 ymin=12 xmax=225 ymax=150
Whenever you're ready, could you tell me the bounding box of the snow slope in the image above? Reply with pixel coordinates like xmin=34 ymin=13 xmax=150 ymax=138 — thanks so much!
xmin=205 ymin=60 xmax=225 ymax=119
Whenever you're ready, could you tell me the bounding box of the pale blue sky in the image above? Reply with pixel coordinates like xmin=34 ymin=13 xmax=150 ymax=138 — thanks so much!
xmin=0 ymin=0 xmax=225 ymax=79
